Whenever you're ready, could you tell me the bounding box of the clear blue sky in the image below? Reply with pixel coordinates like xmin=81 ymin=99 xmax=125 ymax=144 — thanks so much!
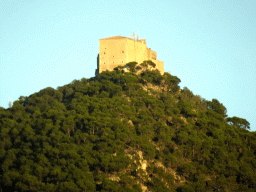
xmin=1 ymin=0 xmax=255 ymax=131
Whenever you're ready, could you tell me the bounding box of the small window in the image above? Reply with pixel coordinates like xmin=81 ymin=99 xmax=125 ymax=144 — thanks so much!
xmin=104 ymin=52 xmax=106 ymax=54
xmin=122 ymin=51 xmax=124 ymax=53
xmin=122 ymin=61 xmax=123 ymax=63
xmin=113 ymin=62 xmax=114 ymax=64
xmin=113 ymin=55 xmax=114 ymax=57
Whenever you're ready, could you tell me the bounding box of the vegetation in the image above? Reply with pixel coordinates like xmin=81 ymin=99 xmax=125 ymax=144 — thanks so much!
xmin=0 ymin=61 xmax=255 ymax=191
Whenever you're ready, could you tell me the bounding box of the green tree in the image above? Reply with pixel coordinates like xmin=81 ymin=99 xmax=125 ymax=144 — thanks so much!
xmin=227 ymin=116 xmax=250 ymax=130
xmin=207 ymin=98 xmax=227 ymax=118
xmin=126 ymin=62 xmax=138 ymax=72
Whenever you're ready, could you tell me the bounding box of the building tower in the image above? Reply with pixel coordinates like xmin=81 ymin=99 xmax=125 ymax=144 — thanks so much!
xmin=96 ymin=36 xmax=164 ymax=75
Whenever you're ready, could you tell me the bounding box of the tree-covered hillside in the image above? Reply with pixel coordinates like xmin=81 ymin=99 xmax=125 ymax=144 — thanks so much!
xmin=0 ymin=63 xmax=255 ymax=191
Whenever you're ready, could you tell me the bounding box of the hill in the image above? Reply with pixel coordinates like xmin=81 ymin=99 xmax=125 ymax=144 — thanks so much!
xmin=0 ymin=64 xmax=255 ymax=191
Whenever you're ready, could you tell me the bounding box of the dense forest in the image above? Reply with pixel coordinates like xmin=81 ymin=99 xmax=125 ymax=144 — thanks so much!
xmin=0 ymin=61 xmax=255 ymax=191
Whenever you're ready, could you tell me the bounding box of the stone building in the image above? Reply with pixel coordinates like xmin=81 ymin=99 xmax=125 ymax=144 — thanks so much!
xmin=95 ymin=36 xmax=164 ymax=75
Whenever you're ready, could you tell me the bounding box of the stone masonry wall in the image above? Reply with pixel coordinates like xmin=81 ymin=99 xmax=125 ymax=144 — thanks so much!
xmin=97 ymin=36 xmax=164 ymax=75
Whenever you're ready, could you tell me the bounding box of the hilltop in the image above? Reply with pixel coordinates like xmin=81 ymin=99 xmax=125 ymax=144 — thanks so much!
xmin=0 ymin=63 xmax=255 ymax=191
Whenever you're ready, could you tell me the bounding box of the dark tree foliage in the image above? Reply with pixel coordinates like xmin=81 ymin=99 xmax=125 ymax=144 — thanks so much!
xmin=227 ymin=116 xmax=250 ymax=130
xmin=207 ymin=98 xmax=227 ymax=118
xmin=140 ymin=60 xmax=156 ymax=68
xmin=125 ymin=62 xmax=138 ymax=72
xmin=0 ymin=68 xmax=255 ymax=192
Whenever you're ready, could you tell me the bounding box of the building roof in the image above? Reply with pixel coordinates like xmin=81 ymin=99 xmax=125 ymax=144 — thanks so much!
xmin=100 ymin=36 xmax=128 ymax=40
xmin=99 ymin=36 xmax=147 ymax=45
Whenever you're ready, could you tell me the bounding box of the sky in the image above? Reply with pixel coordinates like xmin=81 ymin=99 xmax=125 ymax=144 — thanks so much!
xmin=0 ymin=0 xmax=255 ymax=131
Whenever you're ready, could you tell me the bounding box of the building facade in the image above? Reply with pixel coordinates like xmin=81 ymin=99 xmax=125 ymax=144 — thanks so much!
xmin=96 ymin=36 xmax=164 ymax=75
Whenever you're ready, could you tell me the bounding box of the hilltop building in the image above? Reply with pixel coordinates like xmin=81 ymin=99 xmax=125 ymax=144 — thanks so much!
xmin=95 ymin=36 xmax=164 ymax=75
